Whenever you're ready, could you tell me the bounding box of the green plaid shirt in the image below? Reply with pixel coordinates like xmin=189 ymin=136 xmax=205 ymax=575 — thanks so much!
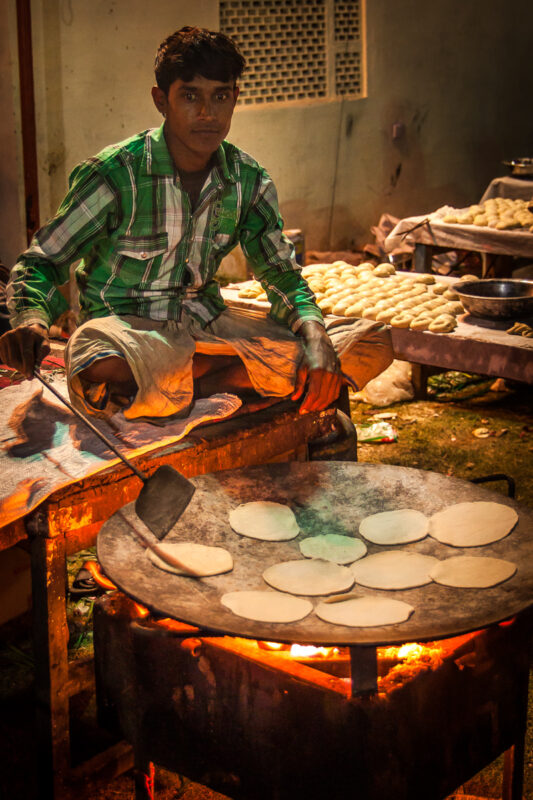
xmin=8 ymin=124 xmax=323 ymax=333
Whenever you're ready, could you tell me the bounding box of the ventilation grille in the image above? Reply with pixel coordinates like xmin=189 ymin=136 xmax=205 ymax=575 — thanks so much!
xmin=335 ymin=51 xmax=361 ymax=95
xmin=334 ymin=0 xmax=361 ymax=41
xmin=220 ymin=0 xmax=364 ymax=106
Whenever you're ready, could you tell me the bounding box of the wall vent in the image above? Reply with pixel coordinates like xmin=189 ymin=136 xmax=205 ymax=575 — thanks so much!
xmin=220 ymin=0 xmax=365 ymax=106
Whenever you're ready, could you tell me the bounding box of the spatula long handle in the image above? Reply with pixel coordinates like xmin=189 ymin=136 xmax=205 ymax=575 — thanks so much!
xmin=33 ymin=370 xmax=147 ymax=484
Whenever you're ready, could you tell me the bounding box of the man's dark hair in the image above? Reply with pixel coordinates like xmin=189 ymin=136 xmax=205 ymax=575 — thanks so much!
xmin=155 ymin=27 xmax=246 ymax=94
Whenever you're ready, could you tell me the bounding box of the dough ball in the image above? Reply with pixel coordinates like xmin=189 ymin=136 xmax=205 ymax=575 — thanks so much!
xmin=428 ymin=315 xmax=457 ymax=333
xmin=332 ymin=298 xmax=355 ymax=315
xmin=376 ymin=308 xmax=397 ymax=323
xmin=429 ymin=555 xmax=516 ymax=588
xmin=410 ymin=316 xmax=432 ymax=330
xmin=221 ymin=590 xmax=313 ymax=623
xmin=299 ymin=534 xmax=367 ymax=564
xmin=149 ymin=543 xmax=234 ymax=577
xmin=373 ymin=263 xmax=395 ymax=277
xmin=359 ymin=509 xmax=429 ymax=545
xmin=443 ymin=289 xmax=460 ymax=300
xmin=262 ymin=559 xmax=354 ymax=596
xmin=429 ymin=501 xmax=518 ymax=547
xmin=390 ymin=313 xmax=414 ymax=328
xmin=315 ymin=596 xmax=414 ymax=627
xmin=350 ymin=550 xmax=439 ymax=589
xmin=229 ymin=501 xmax=299 ymax=541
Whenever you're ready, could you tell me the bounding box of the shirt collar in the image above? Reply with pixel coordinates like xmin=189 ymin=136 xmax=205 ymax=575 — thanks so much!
xmin=142 ymin=123 xmax=174 ymax=176
xmin=142 ymin=124 xmax=237 ymax=184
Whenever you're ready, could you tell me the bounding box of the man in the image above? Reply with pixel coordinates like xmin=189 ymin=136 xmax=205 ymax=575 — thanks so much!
xmin=1 ymin=27 xmax=391 ymax=419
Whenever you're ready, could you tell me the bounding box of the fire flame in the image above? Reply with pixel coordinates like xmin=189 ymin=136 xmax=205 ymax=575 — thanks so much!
xmin=83 ymin=560 xmax=117 ymax=590
xmin=260 ymin=641 xmax=340 ymax=659
xmin=290 ymin=644 xmax=339 ymax=658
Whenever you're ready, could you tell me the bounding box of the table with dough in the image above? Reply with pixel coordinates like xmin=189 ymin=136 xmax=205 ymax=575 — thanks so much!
xmin=384 ymin=196 xmax=533 ymax=276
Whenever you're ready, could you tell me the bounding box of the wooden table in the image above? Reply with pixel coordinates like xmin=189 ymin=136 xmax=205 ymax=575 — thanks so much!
xmin=383 ymin=211 xmax=533 ymax=276
xmin=391 ymin=314 xmax=533 ymax=396
xmin=0 ymin=400 xmax=334 ymax=799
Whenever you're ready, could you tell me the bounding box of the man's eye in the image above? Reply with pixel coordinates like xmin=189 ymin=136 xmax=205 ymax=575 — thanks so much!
xmin=216 ymin=93 xmax=229 ymax=101
xmin=185 ymin=93 xmax=196 ymax=101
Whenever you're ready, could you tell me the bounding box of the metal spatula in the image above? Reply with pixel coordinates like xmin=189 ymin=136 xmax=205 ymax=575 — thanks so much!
xmin=33 ymin=369 xmax=195 ymax=540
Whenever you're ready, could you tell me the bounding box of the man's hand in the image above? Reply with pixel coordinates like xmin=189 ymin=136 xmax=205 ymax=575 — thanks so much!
xmin=291 ymin=321 xmax=342 ymax=413
xmin=0 ymin=324 xmax=50 ymax=378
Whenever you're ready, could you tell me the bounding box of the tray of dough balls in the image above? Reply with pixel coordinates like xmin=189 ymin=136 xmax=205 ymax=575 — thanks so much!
xmin=225 ymin=261 xmax=468 ymax=334
xmin=385 ymin=199 xmax=533 ymax=259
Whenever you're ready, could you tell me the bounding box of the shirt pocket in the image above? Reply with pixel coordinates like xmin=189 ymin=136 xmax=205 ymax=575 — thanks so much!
xmin=114 ymin=232 xmax=169 ymax=286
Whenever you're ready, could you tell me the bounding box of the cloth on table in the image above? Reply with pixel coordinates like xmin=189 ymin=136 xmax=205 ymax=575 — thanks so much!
xmin=480 ymin=176 xmax=533 ymax=203
xmin=384 ymin=206 xmax=533 ymax=258
xmin=0 ymin=377 xmax=241 ymax=530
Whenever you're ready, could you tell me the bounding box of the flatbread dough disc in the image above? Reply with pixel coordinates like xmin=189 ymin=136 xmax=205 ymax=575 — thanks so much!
xmin=262 ymin=559 xmax=354 ymax=596
xmin=429 ymin=555 xmax=517 ymax=588
xmin=315 ymin=596 xmax=414 ymax=627
xmin=350 ymin=550 xmax=439 ymax=589
xmin=429 ymin=501 xmax=518 ymax=547
xmin=299 ymin=534 xmax=367 ymax=564
xmin=359 ymin=509 xmax=429 ymax=545
xmin=229 ymin=501 xmax=299 ymax=541
xmin=221 ymin=590 xmax=313 ymax=622
xmin=148 ymin=543 xmax=233 ymax=576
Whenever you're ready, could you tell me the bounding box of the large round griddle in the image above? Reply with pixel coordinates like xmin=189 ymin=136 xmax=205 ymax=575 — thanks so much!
xmin=97 ymin=462 xmax=533 ymax=646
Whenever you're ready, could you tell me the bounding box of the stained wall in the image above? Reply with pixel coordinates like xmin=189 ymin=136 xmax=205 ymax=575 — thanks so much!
xmin=1 ymin=0 xmax=532 ymax=266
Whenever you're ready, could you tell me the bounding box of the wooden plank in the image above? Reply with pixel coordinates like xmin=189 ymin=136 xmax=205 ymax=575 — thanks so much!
xmin=391 ymin=323 xmax=533 ymax=384
xmin=30 ymin=533 xmax=70 ymax=797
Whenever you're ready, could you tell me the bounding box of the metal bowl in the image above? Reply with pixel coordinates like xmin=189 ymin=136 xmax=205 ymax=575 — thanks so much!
xmin=503 ymin=157 xmax=533 ymax=177
xmin=455 ymin=279 xmax=533 ymax=319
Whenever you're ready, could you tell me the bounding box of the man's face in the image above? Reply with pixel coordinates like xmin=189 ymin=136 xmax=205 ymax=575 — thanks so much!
xmin=152 ymin=75 xmax=239 ymax=169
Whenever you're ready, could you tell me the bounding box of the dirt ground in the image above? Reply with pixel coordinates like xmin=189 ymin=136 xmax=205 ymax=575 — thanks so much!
xmin=0 ymin=376 xmax=531 ymax=800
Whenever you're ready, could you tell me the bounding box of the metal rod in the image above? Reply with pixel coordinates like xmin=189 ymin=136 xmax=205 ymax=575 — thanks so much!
xmin=33 ymin=370 xmax=146 ymax=483
xmin=470 ymin=473 xmax=516 ymax=498
xmin=349 ymin=645 xmax=378 ymax=698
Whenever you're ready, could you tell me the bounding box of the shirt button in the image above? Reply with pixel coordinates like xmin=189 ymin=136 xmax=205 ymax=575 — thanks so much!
xmin=140 ymin=252 xmax=147 ymax=259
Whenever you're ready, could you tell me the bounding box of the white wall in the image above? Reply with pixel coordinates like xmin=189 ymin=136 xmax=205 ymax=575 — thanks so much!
xmin=2 ymin=0 xmax=532 ymax=262
xmin=0 ymin=3 xmax=26 ymax=266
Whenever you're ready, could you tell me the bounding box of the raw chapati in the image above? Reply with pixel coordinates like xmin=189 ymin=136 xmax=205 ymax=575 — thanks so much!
xmin=221 ymin=590 xmax=313 ymax=622
xmin=229 ymin=501 xmax=299 ymax=541
xmin=315 ymin=596 xmax=414 ymax=627
xmin=429 ymin=501 xmax=518 ymax=547
xmin=429 ymin=555 xmax=517 ymax=588
xmin=359 ymin=509 xmax=429 ymax=545
xmin=148 ymin=543 xmax=233 ymax=576
xmin=350 ymin=550 xmax=439 ymax=589
xmin=263 ymin=559 xmax=354 ymax=596
xmin=299 ymin=534 xmax=367 ymax=564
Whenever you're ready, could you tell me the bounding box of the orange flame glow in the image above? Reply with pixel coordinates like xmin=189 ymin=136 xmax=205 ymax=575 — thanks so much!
xmin=134 ymin=602 xmax=150 ymax=617
xmin=289 ymin=644 xmax=339 ymax=658
xmin=83 ymin=560 xmax=117 ymax=590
